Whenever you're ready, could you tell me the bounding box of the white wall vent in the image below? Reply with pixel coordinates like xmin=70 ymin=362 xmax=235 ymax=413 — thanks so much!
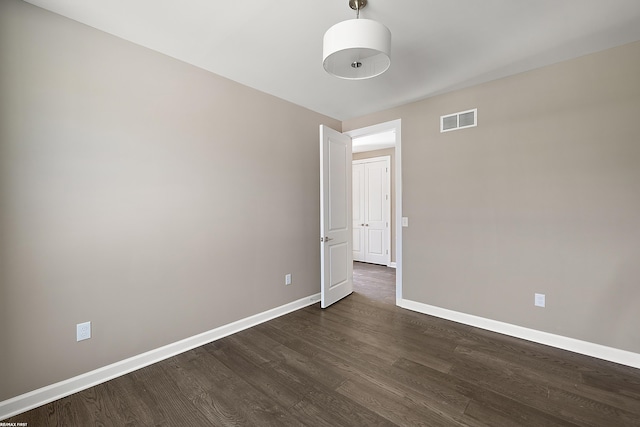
xmin=440 ymin=108 xmax=477 ymax=133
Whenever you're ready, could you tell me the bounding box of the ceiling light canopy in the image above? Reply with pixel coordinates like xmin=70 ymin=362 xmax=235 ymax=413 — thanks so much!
xmin=323 ymin=0 xmax=391 ymax=80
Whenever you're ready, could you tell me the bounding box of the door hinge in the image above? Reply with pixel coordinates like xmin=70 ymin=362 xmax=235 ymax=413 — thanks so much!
xmin=386 ymin=167 xmax=388 ymax=173
xmin=386 ymin=249 xmax=389 ymax=254
xmin=386 ymin=194 xmax=389 ymax=200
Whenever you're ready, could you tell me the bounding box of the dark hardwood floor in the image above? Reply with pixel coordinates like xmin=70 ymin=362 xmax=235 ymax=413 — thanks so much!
xmin=6 ymin=262 xmax=640 ymax=426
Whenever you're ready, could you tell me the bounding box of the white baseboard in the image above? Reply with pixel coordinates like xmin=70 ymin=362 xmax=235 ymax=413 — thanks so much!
xmin=387 ymin=262 xmax=397 ymax=268
xmin=398 ymin=298 xmax=640 ymax=370
xmin=0 ymin=293 xmax=321 ymax=421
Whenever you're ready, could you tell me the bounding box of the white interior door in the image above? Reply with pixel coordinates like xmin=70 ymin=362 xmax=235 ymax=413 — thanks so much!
xmin=352 ymin=163 xmax=365 ymax=262
xmin=352 ymin=157 xmax=390 ymax=265
xmin=364 ymin=159 xmax=388 ymax=264
xmin=320 ymin=125 xmax=353 ymax=308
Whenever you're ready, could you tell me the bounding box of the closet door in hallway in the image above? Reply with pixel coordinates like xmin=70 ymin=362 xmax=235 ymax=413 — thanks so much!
xmin=352 ymin=157 xmax=390 ymax=265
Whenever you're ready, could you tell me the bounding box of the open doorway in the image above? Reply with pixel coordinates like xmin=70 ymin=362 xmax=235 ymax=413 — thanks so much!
xmin=344 ymin=119 xmax=402 ymax=304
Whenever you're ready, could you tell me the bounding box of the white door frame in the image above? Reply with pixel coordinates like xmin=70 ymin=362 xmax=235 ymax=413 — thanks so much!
xmin=344 ymin=119 xmax=403 ymax=305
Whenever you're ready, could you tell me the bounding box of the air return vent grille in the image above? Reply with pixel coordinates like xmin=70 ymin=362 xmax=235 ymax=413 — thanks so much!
xmin=440 ymin=108 xmax=477 ymax=132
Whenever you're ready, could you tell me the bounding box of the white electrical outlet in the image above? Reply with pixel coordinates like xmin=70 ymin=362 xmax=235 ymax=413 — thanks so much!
xmin=77 ymin=321 xmax=91 ymax=341
xmin=285 ymin=274 xmax=292 ymax=285
xmin=534 ymin=293 xmax=546 ymax=308
xmin=402 ymin=217 xmax=409 ymax=227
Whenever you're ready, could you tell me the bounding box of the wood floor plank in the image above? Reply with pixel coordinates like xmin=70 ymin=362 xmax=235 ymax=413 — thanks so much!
xmin=336 ymin=377 xmax=456 ymax=427
xmin=101 ymin=374 xmax=158 ymax=426
xmin=314 ymin=301 xmax=456 ymax=373
xmin=206 ymin=341 xmax=306 ymax=410
xmin=159 ymin=349 xmax=249 ymax=426
xmin=211 ymin=329 xmax=394 ymax=426
xmin=77 ymin=384 xmax=126 ymax=426
xmin=5 ymin=261 xmax=640 ymax=426
xmin=250 ymin=326 xmax=349 ymax=391
xmin=458 ymin=338 xmax=640 ymax=414
xmin=262 ymin=315 xmax=473 ymax=422
xmin=580 ymin=366 xmax=640 ymax=400
xmin=130 ymin=361 xmax=216 ymax=426
xmin=451 ymin=345 xmax=640 ymax=426
xmin=393 ymin=357 xmax=580 ymax=427
xmin=185 ymin=346 xmax=300 ymax=427
xmin=462 ymin=398 xmax=581 ymax=427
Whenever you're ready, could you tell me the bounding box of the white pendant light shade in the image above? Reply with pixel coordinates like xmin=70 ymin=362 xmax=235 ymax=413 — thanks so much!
xmin=323 ymin=18 xmax=391 ymax=80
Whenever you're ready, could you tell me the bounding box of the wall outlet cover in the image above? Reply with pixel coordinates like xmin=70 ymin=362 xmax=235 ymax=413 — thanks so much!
xmin=77 ymin=321 xmax=91 ymax=341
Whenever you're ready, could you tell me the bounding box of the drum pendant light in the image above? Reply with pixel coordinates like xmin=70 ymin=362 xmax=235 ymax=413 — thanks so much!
xmin=323 ymin=0 xmax=391 ymax=80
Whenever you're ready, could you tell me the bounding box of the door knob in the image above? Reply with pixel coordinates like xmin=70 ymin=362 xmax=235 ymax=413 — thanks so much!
xmin=361 ymin=223 xmax=365 ymax=226
xmin=321 ymin=236 xmax=333 ymax=242
xmin=365 ymin=224 xmax=369 ymax=227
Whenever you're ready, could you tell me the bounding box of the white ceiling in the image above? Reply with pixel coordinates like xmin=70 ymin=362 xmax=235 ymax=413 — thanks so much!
xmin=352 ymin=130 xmax=396 ymax=153
xmin=24 ymin=0 xmax=640 ymax=121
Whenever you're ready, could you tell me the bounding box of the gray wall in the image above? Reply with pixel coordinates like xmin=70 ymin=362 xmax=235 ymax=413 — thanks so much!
xmin=344 ymin=41 xmax=640 ymax=354
xmin=0 ymin=0 xmax=339 ymax=401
